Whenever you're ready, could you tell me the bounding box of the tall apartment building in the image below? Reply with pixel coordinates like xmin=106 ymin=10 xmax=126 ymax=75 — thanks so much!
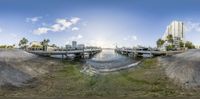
xmin=162 ymin=21 xmax=184 ymax=40
xmin=161 ymin=21 xmax=184 ymax=50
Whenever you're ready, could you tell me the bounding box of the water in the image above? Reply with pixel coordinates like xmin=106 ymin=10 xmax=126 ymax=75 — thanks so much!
xmin=86 ymin=49 xmax=140 ymax=71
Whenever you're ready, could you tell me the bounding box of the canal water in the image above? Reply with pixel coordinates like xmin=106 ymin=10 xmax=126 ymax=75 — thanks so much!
xmin=84 ymin=49 xmax=140 ymax=72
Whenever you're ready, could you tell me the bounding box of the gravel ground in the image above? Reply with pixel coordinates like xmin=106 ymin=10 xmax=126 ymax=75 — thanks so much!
xmin=159 ymin=49 xmax=200 ymax=88
xmin=0 ymin=49 xmax=62 ymax=88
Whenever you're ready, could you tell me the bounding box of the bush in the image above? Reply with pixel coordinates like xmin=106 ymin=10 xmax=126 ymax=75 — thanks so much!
xmin=166 ymin=45 xmax=175 ymax=51
xmin=0 ymin=45 xmax=14 ymax=49
xmin=0 ymin=45 xmax=7 ymax=48
xmin=185 ymin=41 xmax=195 ymax=49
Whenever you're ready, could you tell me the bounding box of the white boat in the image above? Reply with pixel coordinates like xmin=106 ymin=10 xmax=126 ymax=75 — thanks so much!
xmin=142 ymin=53 xmax=153 ymax=58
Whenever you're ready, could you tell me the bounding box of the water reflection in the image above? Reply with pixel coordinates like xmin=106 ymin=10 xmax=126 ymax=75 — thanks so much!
xmin=91 ymin=49 xmax=123 ymax=61
xmin=86 ymin=49 xmax=139 ymax=70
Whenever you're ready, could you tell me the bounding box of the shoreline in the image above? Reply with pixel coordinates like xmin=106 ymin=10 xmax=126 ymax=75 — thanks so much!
xmin=81 ymin=61 xmax=141 ymax=75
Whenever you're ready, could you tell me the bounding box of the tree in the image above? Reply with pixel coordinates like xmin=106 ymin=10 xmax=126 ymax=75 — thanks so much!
xmin=0 ymin=45 xmax=7 ymax=48
xmin=156 ymin=38 xmax=165 ymax=48
xmin=167 ymin=34 xmax=173 ymax=44
xmin=41 ymin=39 xmax=50 ymax=51
xmin=19 ymin=37 xmax=28 ymax=49
xmin=185 ymin=41 xmax=195 ymax=49
xmin=179 ymin=41 xmax=184 ymax=48
xmin=166 ymin=45 xmax=175 ymax=51
xmin=51 ymin=44 xmax=57 ymax=47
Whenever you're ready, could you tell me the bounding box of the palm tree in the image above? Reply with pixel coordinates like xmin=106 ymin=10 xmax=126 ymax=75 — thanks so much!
xmin=41 ymin=39 xmax=50 ymax=51
xmin=167 ymin=34 xmax=173 ymax=44
xmin=179 ymin=41 xmax=184 ymax=48
xmin=156 ymin=38 xmax=165 ymax=48
xmin=51 ymin=44 xmax=57 ymax=47
xmin=19 ymin=37 xmax=28 ymax=49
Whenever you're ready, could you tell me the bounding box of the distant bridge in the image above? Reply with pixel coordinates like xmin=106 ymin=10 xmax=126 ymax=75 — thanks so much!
xmin=29 ymin=48 xmax=102 ymax=59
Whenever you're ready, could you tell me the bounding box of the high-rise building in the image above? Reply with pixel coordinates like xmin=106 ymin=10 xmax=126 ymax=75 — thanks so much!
xmin=72 ymin=41 xmax=77 ymax=48
xmin=161 ymin=21 xmax=185 ymax=50
xmin=162 ymin=21 xmax=184 ymax=41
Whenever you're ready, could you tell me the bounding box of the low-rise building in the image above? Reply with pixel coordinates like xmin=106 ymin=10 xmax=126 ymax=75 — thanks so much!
xmin=47 ymin=46 xmax=58 ymax=51
xmin=66 ymin=44 xmax=72 ymax=50
xmin=29 ymin=41 xmax=42 ymax=47
xmin=29 ymin=41 xmax=43 ymax=50
xmin=77 ymin=44 xmax=85 ymax=49
xmin=66 ymin=41 xmax=85 ymax=50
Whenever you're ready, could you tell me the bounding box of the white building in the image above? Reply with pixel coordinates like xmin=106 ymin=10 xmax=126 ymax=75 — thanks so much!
xmin=162 ymin=21 xmax=184 ymax=41
xmin=29 ymin=41 xmax=42 ymax=47
xmin=47 ymin=46 xmax=57 ymax=51
xmin=160 ymin=21 xmax=185 ymax=50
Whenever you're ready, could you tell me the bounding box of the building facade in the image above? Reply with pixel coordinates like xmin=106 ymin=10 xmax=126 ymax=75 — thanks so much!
xmin=29 ymin=41 xmax=42 ymax=47
xmin=72 ymin=41 xmax=77 ymax=48
xmin=66 ymin=44 xmax=72 ymax=50
xmin=77 ymin=44 xmax=85 ymax=49
xmin=160 ymin=21 xmax=185 ymax=50
xmin=162 ymin=21 xmax=184 ymax=41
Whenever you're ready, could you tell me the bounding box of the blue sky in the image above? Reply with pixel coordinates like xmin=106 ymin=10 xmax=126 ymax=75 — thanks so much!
xmin=0 ymin=0 xmax=200 ymax=48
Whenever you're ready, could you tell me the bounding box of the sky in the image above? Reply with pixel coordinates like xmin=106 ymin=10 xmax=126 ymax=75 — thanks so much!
xmin=0 ymin=0 xmax=200 ymax=48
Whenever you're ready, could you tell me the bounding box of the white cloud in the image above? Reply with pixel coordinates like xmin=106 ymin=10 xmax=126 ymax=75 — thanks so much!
xmin=185 ymin=21 xmax=200 ymax=32
xmin=69 ymin=34 xmax=83 ymax=41
xmin=33 ymin=17 xmax=80 ymax=35
xmin=123 ymin=35 xmax=137 ymax=41
xmin=70 ymin=17 xmax=80 ymax=24
xmin=77 ymin=34 xmax=83 ymax=39
xmin=65 ymin=41 xmax=70 ymax=45
xmin=131 ymin=35 xmax=137 ymax=40
xmin=183 ymin=21 xmax=200 ymax=46
xmin=56 ymin=19 xmax=72 ymax=30
xmin=72 ymin=27 xmax=79 ymax=31
xmin=51 ymin=24 xmax=62 ymax=32
xmin=26 ymin=16 xmax=42 ymax=23
xmin=33 ymin=27 xmax=50 ymax=35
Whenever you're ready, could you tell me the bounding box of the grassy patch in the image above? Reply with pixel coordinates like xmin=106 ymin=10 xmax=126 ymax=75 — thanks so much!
xmin=1 ymin=58 xmax=198 ymax=97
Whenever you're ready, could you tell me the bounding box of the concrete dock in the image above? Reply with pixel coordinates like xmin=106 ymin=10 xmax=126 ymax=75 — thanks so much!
xmin=29 ymin=48 xmax=102 ymax=59
xmin=115 ymin=48 xmax=183 ymax=58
